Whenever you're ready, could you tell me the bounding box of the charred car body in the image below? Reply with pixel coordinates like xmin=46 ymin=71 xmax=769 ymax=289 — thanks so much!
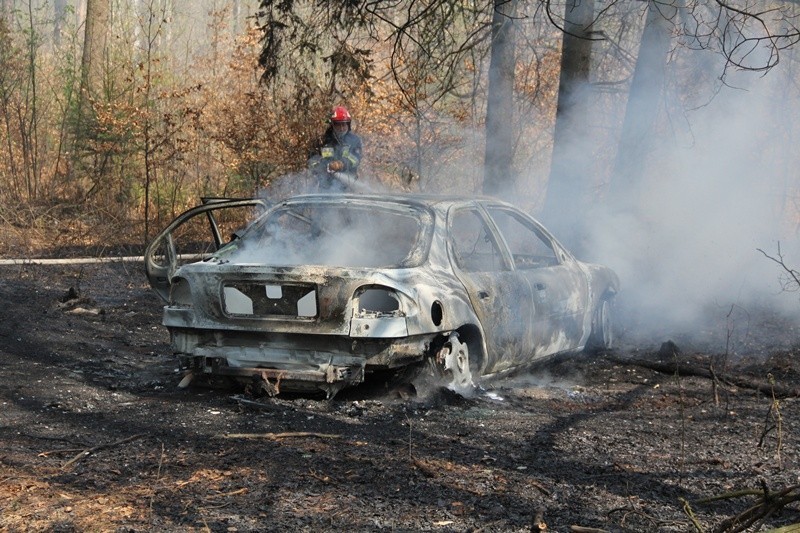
xmin=145 ymin=194 xmax=619 ymax=397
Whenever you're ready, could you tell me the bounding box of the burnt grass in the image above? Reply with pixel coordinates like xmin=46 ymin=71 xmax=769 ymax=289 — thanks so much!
xmin=1 ymin=262 xmax=799 ymax=533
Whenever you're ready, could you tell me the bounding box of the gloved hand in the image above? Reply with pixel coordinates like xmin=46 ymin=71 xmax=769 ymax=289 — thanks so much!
xmin=327 ymin=160 xmax=344 ymax=172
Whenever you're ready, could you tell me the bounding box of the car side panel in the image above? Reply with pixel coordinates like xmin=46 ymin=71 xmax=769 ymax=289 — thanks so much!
xmin=445 ymin=205 xmax=537 ymax=374
xmin=517 ymin=262 xmax=589 ymax=356
xmin=453 ymin=271 xmax=536 ymax=373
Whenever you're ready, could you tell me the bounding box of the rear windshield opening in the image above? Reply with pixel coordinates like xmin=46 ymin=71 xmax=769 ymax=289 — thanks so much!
xmin=220 ymin=203 xmax=429 ymax=268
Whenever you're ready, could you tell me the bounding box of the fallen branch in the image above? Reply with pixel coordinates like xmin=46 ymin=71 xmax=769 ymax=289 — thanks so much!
xmin=681 ymin=496 xmax=706 ymax=532
xmin=696 ymin=489 xmax=767 ymax=504
xmin=530 ymin=479 xmax=552 ymax=496
xmin=203 ymin=487 xmax=248 ymax=500
xmin=230 ymin=395 xmax=281 ymax=411
xmin=607 ymin=356 xmax=800 ymax=398
xmin=39 ymin=447 xmax=90 ymax=457
xmin=760 ymin=525 xmax=800 ymax=532
xmin=307 ymin=469 xmax=332 ymax=484
xmin=61 ymin=434 xmax=146 ymax=470
xmin=695 ymin=483 xmax=800 ymax=533
xmin=411 ymin=458 xmax=438 ymax=478
xmin=217 ymin=432 xmax=342 ymax=440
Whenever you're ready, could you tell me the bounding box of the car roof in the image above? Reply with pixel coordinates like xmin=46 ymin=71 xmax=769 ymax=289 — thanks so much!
xmin=278 ymin=192 xmax=511 ymax=210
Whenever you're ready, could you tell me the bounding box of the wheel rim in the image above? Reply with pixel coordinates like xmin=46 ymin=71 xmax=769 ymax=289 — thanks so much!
xmin=443 ymin=336 xmax=474 ymax=391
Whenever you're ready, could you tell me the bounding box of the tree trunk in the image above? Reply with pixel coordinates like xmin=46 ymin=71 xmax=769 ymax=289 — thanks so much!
xmin=608 ymin=0 xmax=675 ymax=210
xmin=54 ymin=0 xmax=67 ymax=47
xmin=0 ymin=0 xmax=12 ymax=21
xmin=73 ymin=0 xmax=110 ymax=199
xmin=79 ymin=0 xmax=110 ymax=123
xmin=232 ymin=0 xmax=241 ymax=36
xmin=24 ymin=0 xmax=40 ymax=200
xmin=483 ymin=0 xmax=517 ymax=199
xmin=541 ymin=0 xmax=595 ymax=252
xmin=157 ymin=0 xmax=171 ymax=53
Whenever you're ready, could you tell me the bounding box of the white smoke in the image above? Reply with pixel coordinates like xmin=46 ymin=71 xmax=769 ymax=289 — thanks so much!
xmin=582 ymin=51 xmax=800 ymax=352
xmin=255 ymin=47 xmax=800 ymax=356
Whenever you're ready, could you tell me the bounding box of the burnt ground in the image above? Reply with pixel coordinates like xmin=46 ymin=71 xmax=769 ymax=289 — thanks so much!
xmin=1 ymin=262 xmax=799 ymax=533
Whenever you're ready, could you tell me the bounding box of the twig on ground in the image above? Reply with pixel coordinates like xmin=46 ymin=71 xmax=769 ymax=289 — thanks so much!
xmin=607 ymin=506 xmax=659 ymax=529
xmin=217 ymin=432 xmax=342 ymax=440
xmin=60 ymin=433 xmax=146 ymax=470
xmin=676 ymin=351 xmax=687 ymax=487
xmin=411 ymin=458 xmax=437 ymax=478
xmin=39 ymin=447 xmax=90 ymax=457
xmin=681 ymin=497 xmax=706 ymax=532
xmin=307 ymin=469 xmax=331 ymax=483
xmin=696 ymin=489 xmax=767 ymax=504
xmin=155 ymin=441 xmax=165 ymax=481
xmin=760 ymin=374 xmax=783 ymax=468
xmin=529 ymin=479 xmax=551 ymax=496
xmin=231 ymin=395 xmax=281 ymax=411
xmin=203 ymin=487 xmax=248 ymax=499
xmin=150 ymin=441 xmax=166 ymax=511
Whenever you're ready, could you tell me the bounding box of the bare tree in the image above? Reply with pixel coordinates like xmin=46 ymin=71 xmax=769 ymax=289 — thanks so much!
xmin=0 ymin=0 xmax=12 ymax=22
xmin=608 ymin=0 xmax=677 ymax=210
xmin=139 ymin=0 xmax=169 ymax=245
xmin=22 ymin=0 xmax=41 ymax=200
xmin=483 ymin=0 xmax=518 ymax=198
xmin=260 ymin=0 xmax=517 ymax=192
xmin=540 ymin=0 xmax=598 ymax=250
xmin=54 ymin=0 xmax=67 ymax=47
xmin=758 ymin=243 xmax=800 ymax=296
xmin=0 ymin=10 xmax=21 ymax=199
xmin=78 ymin=0 xmax=110 ymax=126
xmin=232 ymin=0 xmax=241 ymax=36
xmin=373 ymin=2 xmax=489 ymax=188
xmin=679 ymin=0 xmax=800 ymax=75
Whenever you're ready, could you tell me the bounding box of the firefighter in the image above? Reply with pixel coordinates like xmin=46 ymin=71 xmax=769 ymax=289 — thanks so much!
xmin=308 ymin=106 xmax=363 ymax=191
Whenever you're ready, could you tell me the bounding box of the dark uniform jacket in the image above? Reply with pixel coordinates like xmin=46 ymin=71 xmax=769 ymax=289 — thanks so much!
xmin=308 ymin=126 xmax=363 ymax=190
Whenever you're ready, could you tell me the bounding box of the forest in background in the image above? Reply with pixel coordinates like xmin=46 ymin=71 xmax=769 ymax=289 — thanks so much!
xmin=0 ymin=0 xmax=558 ymax=256
xmin=1 ymin=0 xmax=800 ymax=277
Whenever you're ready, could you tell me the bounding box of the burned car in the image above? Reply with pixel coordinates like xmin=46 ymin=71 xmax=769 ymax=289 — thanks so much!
xmin=145 ymin=194 xmax=619 ymax=397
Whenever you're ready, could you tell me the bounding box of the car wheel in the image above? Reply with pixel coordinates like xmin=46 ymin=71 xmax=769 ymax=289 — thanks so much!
xmin=587 ymin=298 xmax=613 ymax=351
xmin=440 ymin=334 xmax=475 ymax=392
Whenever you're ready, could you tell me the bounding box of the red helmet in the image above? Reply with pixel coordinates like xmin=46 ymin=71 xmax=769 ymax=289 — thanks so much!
xmin=330 ymin=106 xmax=352 ymax=123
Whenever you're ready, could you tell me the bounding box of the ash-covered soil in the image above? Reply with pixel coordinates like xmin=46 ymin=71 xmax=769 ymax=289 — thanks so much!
xmin=1 ymin=262 xmax=799 ymax=532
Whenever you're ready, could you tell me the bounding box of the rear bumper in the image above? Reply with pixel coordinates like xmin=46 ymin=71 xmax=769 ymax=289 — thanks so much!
xmin=181 ymin=354 xmax=365 ymax=396
xmin=169 ymin=327 xmax=435 ymax=396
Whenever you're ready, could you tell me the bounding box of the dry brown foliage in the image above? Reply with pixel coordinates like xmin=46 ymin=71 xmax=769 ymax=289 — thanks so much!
xmin=0 ymin=5 xmax=565 ymax=257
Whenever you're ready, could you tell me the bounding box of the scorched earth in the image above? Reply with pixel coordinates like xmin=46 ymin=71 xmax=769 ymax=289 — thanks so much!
xmin=1 ymin=261 xmax=799 ymax=532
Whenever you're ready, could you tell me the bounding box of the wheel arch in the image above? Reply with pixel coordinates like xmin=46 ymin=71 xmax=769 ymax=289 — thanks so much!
xmin=586 ymin=290 xmax=615 ymax=352
xmin=454 ymin=323 xmax=486 ymax=376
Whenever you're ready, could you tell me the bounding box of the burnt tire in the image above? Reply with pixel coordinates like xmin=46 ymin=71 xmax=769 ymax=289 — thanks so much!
xmin=586 ymin=298 xmax=613 ymax=352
